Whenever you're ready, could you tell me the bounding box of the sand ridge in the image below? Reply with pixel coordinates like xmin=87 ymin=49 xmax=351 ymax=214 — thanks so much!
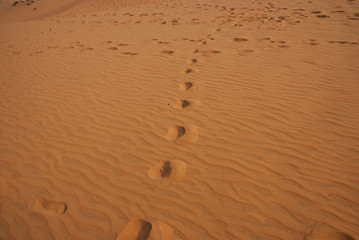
xmin=0 ymin=0 xmax=359 ymax=239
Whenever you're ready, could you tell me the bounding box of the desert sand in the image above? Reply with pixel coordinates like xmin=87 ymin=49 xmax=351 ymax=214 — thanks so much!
xmin=0 ymin=0 xmax=359 ymax=239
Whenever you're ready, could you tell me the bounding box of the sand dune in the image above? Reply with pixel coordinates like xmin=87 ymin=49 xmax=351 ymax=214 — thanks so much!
xmin=0 ymin=0 xmax=359 ymax=239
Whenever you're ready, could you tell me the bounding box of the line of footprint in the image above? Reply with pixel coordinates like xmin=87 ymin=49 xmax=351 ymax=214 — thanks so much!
xmin=147 ymin=43 xmax=203 ymax=183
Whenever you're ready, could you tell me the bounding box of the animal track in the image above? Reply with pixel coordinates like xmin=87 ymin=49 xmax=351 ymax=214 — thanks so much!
xmin=32 ymin=198 xmax=67 ymax=216
xmin=148 ymin=160 xmax=187 ymax=180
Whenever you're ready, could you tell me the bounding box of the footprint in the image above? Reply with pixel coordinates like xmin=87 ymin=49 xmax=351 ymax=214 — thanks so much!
xmin=183 ymin=68 xmax=192 ymax=74
xmin=117 ymin=219 xmax=173 ymax=240
xmin=80 ymin=47 xmax=94 ymax=52
xmin=172 ymin=99 xmax=201 ymax=110
xmin=187 ymin=58 xmax=197 ymax=64
xmin=179 ymin=81 xmax=193 ymax=91
xmin=198 ymin=50 xmax=221 ymax=56
xmin=232 ymin=38 xmax=248 ymax=42
xmin=121 ymin=52 xmax=138 ymax=56
xmin=32 ymin=198 xmax=67 ymax=216
xmin=304 ymin=224 xmax=354 ymax=240
xmin=256 ymin=37 xmax=271 ymax=42
xmin=317 ymin=15 xmax=330 ymax=18
xmin=161 ymin=50 xmax=175 ymax=54
xmin=117 ymin=43 xmax=129 ymax=47
xmin=148 ymin=160 xmax=187 ymax=180
xmin=165 ymin=125 xmax=198 ymax=142
xmin=116 ymin=219 xmax=152 ymax=240
xmin=328 ymin=41 xmax=350 ymax=44
xmin=165 ymin=126 xmax=186 ymax=140
xmin=175 ymin=100 xmax=190 ymax=109
xmin=236 ymin=49 xmax=254 ymax=55
xmin=304 ymin=39 xmax=320 ymax=46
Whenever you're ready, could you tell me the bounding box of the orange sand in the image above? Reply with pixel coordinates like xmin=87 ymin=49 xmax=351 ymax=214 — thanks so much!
xmin=1 ymin=0 xmax=359 ymax=239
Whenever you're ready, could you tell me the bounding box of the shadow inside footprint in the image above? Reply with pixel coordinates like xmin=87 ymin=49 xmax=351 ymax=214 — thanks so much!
xmin=160 ymin=161 xmax=171 ymax=177
xmin=117 ymin=219 xmax=152 ymax=240
xmin=180 ymin=82 xmax=193 ymax=91
xmin=165 ymin=126 xmax=186 ymax=141
xmin=317 ymin=14 xmax=330 ymax=18
xmin=184 ymin=68 xmax=192 ymax=73
xmin=121 ymin=52 xmax=137 ymax=56
xmin=182 ymin=100 xmax=190 ymax=108
xmin=148 ymin=160 xmax=187 ymax=180
xmin=233 ymin=38 xmax=248 ymax=42
xmin=161 ymin=50 xmax=175 ymax=54
xmin=177 ymin=126 xmax=186 ymax=137
xmin=173 ymin=99 xmax=201 ymax=110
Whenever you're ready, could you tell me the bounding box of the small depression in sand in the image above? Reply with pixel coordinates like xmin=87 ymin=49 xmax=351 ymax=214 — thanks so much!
xmin=148 ymin=160 xmax=187 ymax=180
xmin=165 ymin=125 xmax=198 ymax=142
xmin=117 ymin=219 xmax=173 ymax=240
xmin=32 ymin=198 xmax=67 ymax=216
xmin=179 ymin=81 xmax=194 ymax=91
xmin=172 ymin=99 xmax=201 ymax=110
xmin=116 ymin=219 xmax=152 ymax=240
